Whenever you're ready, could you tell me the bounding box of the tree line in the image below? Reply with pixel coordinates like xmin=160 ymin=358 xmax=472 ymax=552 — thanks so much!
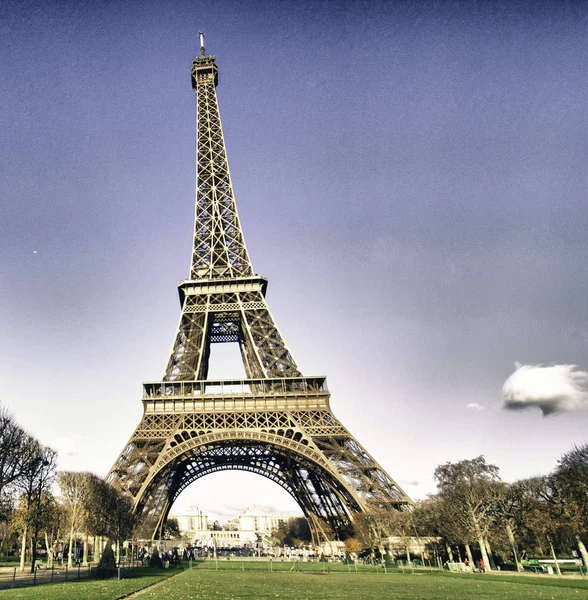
xmin=0 ymin=405 xmax=133 ymax=570
xmin=352 ymin=446 xmax=588 ymax=572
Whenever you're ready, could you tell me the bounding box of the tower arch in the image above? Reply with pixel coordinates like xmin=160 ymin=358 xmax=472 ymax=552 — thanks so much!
xmin=133 ymin=432 xmax=363 ymax=544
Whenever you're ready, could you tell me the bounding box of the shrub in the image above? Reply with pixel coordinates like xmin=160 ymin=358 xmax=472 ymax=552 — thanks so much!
xmin=149 ymin=547 xmax=162 ymax=568
xmin=96 ymin=542 xmax=116 ymax=578
xmin=98 ymin=543 xmax=116 ymax=570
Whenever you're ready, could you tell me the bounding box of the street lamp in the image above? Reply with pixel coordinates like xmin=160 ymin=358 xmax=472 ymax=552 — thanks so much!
xmin=30 ymin=458 xmax=50 ymax=574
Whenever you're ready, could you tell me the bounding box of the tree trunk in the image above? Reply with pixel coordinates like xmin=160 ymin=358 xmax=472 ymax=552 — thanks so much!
xmin=548 ymin=538 xmax=561 ymax=576
xmin=469 ymin=510 xmax=492 ymax=572
xmin=378 ymin=544 xmax=386 ymax=562
xmin=83 ymin=535 xmax=88 ymax=566
xmin=484 ymin=537 xmax=496 ymax=570
xmin=465 ymin=543 xmax=474 ymax=566
xmin=19 ymin=525 xmax=27 ymax=571
xmin=96 ymin=536 xmax=102 ymax=562
xmin=44 ymin=532 xmax=53 ymax=568
xmin=537 ymin=542 xmax=544 ymax=555
xmin=446 ymin=543 xmax=454 ymax=562
xmin=411 ymin=525 xmax=425 ymax=566
xmin=405 ymin=544 xmax=411 ymax=565
xmin=505 ymin=522 xmax=523 ymax=572
xmin=116 ymin=539 xmax=120 ymax=565
xmin=477 ymin=534 xmax=492 ymax=571
xmin=576 ymin=535 xmax=588 ymax=572
xmin=68 ymin=532 xmax=74 ymax=567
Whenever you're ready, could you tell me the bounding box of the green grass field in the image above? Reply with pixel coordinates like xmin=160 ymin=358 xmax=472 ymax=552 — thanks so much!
xmin=0 ymin=563 xmax=587 ymax=599
xmin=136 ymin=569 xmax=588 ymax=600
xmin=0 ymin=567 xmax=176 ymax=599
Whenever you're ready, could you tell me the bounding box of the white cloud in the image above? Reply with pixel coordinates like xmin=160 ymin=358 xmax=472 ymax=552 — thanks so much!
xmin=502 ymin=363 xmax=588 ymax=416
xmin=466 ymin=402 xmax=485 ymax=411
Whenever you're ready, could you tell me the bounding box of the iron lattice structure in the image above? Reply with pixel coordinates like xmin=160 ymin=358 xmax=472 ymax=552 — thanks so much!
xmin=108 ymin=37 xmax=412 ymax=544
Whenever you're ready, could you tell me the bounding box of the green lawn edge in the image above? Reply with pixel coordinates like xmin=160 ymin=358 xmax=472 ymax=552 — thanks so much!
xmin=444 ymin=571 xmax=588 ymax=590
xmin=0 ymin=566 xmax=185 ymax=600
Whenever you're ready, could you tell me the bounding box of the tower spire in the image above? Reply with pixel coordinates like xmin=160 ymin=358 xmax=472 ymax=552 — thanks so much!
xmin=190 ymin=37 xmax=250 ymax=281
xmin=199 ymin=30 xmax=206 ymax=57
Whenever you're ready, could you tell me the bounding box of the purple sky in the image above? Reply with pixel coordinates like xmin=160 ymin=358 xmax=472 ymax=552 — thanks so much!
xmin=1 ymin=1 xmax=587 ymax=520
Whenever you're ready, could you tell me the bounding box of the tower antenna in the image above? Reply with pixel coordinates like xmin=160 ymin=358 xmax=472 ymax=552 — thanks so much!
xmin=199 ymin=30 xmax=206 ymax=57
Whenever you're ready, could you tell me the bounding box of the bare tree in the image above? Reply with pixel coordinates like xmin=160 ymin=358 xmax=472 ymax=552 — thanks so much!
xmin=434 ymin=456 xmax=502 ymax=571
xmin=524 ymin=476 xmax=573 ymax=575
xmin=40 ymin=495 xmax=65 ymax=568
xmin=0 ymin=405 xmax=40 ymax=500
xmin=354 ymin=508 xmax=418 ymax=562
xmin=412 ymin=496 xmax=454 ymax=562
xmin=58 ymin=471 xmax=93 ymax=567
xmin=489 ymin=480 xmax=527 ymax=572
xmin=13 ymin=443 xmax=57 ymax=571
xmin=82 ymin=475 xmax=135 ymax=564
xmin=387 ymin=509 xmax=416 ymax=563
xmin=553 ymin=444 xmax=588 ymax=568
xmin=353 ymin=509 xmax=392 ymax=556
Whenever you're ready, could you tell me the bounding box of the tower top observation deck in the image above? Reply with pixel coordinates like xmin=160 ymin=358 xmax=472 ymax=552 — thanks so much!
xmin=192 ymin=31 xmax=218 ymax=88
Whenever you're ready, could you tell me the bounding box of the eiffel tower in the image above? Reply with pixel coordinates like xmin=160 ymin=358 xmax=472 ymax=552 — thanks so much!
xmin=108 ymin=34 xmax=412 ymax=544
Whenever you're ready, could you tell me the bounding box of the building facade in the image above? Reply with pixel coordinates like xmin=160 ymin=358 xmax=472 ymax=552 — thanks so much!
xmin=174 ymin=506 xmax=209 ymax=539
xmin=172 ymin=505 xmax=300 ymax=548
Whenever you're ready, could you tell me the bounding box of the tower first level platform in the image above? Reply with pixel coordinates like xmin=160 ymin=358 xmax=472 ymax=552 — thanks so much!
xmin=109 ymin=375 xmax=411 ymax=544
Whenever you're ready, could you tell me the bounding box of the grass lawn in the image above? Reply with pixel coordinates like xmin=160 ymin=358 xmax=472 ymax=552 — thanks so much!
xmin=0 ymin=564 xmax=586 ymax=599
xmin=136 ymin=568 xmax=588 ymax=600
xmin=0 ymin=559 xmax=19 ymax=568
xmin=0 ymin=567 xmax=181 ymax=599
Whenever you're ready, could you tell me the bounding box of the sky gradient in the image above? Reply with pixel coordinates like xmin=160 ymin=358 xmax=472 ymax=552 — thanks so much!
xmin=1 ymin=0 xmax=587 ymax=521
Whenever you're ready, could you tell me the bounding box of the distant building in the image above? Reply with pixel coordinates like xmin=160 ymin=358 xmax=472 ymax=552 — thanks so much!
xmin=174 ymin=506 xmax=208 ymax=539
xmin=171 ymin=504 xmax=301 ymax=548
xmin=239 ymin=504 xmax=294 ymax=537
xmin=223 ymin=518 xmax=240 ymax=531
xmin=318 ymin=540 xmax=345 ymax=557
